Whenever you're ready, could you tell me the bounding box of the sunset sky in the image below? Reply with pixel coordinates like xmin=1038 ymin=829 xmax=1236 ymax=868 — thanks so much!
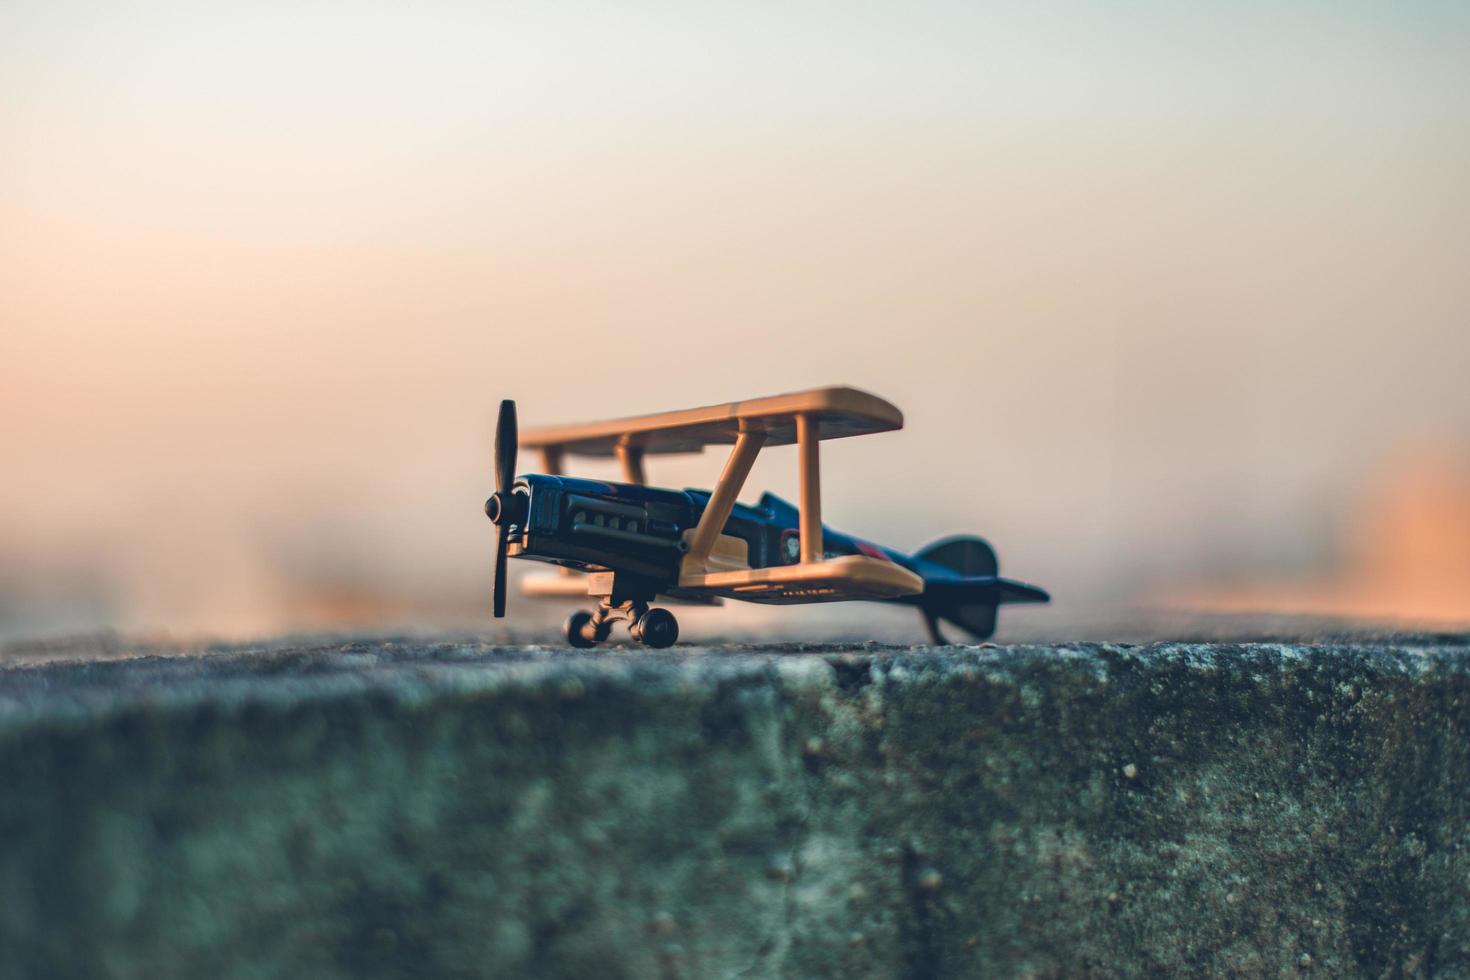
xmin=3 ymin=1 xmax=1468 ymax=636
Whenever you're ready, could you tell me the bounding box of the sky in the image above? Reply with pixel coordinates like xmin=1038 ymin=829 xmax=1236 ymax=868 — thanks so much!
xmin=2 ymin=1 xmax=1468 ymax=637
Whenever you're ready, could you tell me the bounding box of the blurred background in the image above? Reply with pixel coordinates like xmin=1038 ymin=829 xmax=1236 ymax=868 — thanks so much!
xmin=3 ymin=0 xmax=1468 ymax=642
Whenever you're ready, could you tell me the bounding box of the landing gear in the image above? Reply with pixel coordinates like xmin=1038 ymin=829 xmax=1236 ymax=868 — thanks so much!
xmin=630 ymin=607 xmax=679 ymax=648
xmin=563 ymin=610 xmax=605 ymax=648
xmin=563 ymin=600 xmax=678 ymax=649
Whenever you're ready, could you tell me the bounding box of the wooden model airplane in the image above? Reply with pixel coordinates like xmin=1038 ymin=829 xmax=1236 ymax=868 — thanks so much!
xmin=483 ymin=386 xmax=1047 ymax=647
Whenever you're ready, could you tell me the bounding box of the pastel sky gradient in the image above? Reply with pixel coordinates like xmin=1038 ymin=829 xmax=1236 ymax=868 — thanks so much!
xmin=3 ymin=1 xmax=1468 ymax=635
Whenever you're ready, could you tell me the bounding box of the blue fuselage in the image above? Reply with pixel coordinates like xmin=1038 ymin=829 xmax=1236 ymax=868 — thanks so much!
xmin=507 ymin=474 xmax=985 ymax=604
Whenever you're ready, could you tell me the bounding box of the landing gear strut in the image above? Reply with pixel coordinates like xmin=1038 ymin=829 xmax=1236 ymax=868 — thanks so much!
xmin=563 ymin=599 xmax=679 ymax=649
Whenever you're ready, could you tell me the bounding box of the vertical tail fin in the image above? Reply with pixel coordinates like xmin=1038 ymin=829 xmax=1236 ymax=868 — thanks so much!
xmin=916 ymin=536 xmax=998 ymax=577
xmin=914 ymin=536 xmax=1046 ymax=643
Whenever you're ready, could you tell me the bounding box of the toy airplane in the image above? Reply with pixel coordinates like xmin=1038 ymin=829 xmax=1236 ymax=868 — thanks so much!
xmin=483 ymin=386 xmax=1047 ymax=647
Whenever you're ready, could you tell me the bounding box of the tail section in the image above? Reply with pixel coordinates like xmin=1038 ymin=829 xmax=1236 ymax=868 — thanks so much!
xmin=917 ymin=536 xmax=998 ymax=577
xmin=913 ymin=536 xmax=1048 ymax=643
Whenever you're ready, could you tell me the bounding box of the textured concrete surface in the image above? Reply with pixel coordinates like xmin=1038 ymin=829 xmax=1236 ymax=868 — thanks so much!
xmin=1 ymin=633 xmax=1468 ymax=978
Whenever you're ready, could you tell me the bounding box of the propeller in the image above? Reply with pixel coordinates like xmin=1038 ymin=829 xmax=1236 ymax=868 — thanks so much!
xmin=484 ymin=399 xmax=519 ymax=618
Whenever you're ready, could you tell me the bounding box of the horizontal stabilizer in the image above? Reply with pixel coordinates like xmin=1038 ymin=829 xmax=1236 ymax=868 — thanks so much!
xmin=921 ymin=576 xmax=1050 ymax=606
xmin=916 ymin=573 xmax=1049 ymax=643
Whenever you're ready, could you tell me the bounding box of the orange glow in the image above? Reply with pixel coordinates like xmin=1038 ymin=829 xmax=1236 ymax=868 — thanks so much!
xmin=1167 ymin=447 xmax=1470 ymax=625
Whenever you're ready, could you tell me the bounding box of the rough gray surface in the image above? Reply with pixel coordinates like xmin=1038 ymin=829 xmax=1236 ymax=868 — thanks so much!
xmin=1 ymin=634 xmax=1469 ymax=978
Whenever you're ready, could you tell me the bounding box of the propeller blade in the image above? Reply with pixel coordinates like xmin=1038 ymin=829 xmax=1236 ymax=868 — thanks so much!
xmin=490 ymin=399 xmax=517 ymax=618
xmin=493 ymin=524 xmax=508 ymax=618
xmin=495 ymin=399 xmax=518 ymax=493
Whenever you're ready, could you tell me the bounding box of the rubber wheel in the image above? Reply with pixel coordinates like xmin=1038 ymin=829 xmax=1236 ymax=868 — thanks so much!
xmin=632 ymin=608 xmax=679 ymax=649
xmin=564 ymin=610 xmax=599 ymax=648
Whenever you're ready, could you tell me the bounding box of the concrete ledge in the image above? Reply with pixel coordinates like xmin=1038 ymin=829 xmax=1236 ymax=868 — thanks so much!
xmin=1 ymin=637 xmax=1468 ymax=977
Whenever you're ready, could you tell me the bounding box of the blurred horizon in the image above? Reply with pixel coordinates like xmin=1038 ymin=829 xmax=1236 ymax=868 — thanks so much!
xmin=3 ymin=1 xmax=1468 ymax=641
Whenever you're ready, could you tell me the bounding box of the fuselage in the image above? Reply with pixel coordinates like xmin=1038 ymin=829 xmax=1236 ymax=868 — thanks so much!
xmin=505 ymin=474 xmax=999 ymax=604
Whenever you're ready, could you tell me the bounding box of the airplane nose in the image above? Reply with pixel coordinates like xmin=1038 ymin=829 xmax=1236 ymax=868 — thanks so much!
xmin=485 ymin=491 xmax=527 ymax=528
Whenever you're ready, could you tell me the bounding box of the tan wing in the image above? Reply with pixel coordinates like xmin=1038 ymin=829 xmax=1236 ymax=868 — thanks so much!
xmin=677 ymin=555 xmax=923 ymax=604
xmin=519 ymin=385 xmax=918 ymax=605
xmin=519 ymin=385 xmax=902 ymax=457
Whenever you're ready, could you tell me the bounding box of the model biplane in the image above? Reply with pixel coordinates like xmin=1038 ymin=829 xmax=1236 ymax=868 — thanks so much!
xmin=483 ymin=386 xmax=1047 ymax=647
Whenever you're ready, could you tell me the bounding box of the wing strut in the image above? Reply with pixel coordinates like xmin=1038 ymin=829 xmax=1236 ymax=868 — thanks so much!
xmin=615 ymin=440 xmax=646 ymax=485
xmin=683 ymin=426 xmax=767 ymax=571
xmin=797 ymin=413 xmax=823 ymax=563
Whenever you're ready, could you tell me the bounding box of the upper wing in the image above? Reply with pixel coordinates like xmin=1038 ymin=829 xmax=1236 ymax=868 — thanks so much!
xmin=518 ymin=385 xmax=902 ymax=457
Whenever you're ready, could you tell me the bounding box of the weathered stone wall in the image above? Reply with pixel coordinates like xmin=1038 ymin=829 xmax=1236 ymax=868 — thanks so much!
xmin=0 ymin=637 xmax=1467 ymax=978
